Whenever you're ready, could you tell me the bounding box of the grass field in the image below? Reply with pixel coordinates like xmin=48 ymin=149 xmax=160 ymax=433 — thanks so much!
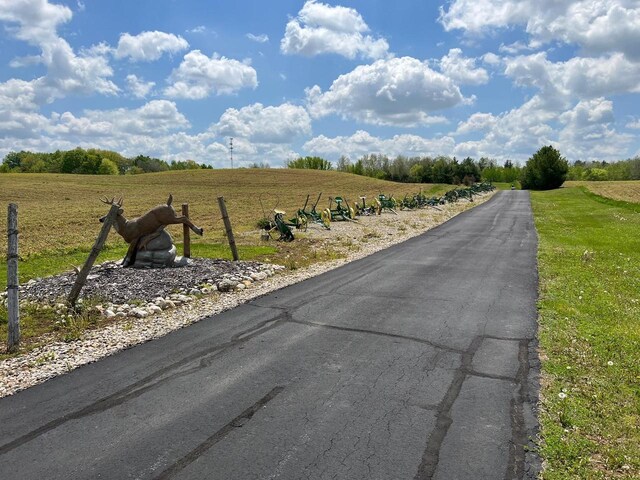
xmin=0 ymin=170 xmax=455 ymax=354
xmin=565 ymin=180 xmax=640 ymax=204
xmin=0 ymin=169 xmax=450 ymax=284
xmin=532 ymin=186 xmax=640 ymax=479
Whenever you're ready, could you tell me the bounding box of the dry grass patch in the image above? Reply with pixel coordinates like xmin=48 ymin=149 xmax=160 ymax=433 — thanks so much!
xmin=565 ymin=180 xmax=640 ymax=204
xmin=0 ymin=170 xmax=450 ymax=258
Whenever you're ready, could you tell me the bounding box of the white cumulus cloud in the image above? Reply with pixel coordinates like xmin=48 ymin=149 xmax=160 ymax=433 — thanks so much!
xmin=304 ymin=130 xmax=456 ymax=159
xmin=281 ymin=0 xmax=389 ymax=59
xmin=0 ymin=0 xmax=118 ymax=106
xmin=212 ymin=103 xmax=311 ymax=143
xmin=558 ymin=98 xmax=632 ymax=159
xmin=440 ymin=1 xmax=640 ymax=61
xmin=306 ymin=56 xmax=467 ymax=127
xmin=439 ymin=48 xmax=489 ymax=85
xmin=0 ymin=0 xmax=72 ymax=45
xmin=125 ymin=74 xmax=155 ymax=98
xmin=50 ymin=100 xmax=190 ymax=136
xmin=504 ymin=52 xmax=640 ymax=108
xmin=115 ymin=31 xmax=189 ymax=62
xmin=164 ymin=50 xmax=258 ymax=99
xmin=454 ymin=112 xmax=498 ymax=135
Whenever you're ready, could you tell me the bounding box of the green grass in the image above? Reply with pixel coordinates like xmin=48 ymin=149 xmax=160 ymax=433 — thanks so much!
xmin=577 ymin=186 xmax=640 ymax=214
xmin=531 ymin=187 xmax=640 ymax=479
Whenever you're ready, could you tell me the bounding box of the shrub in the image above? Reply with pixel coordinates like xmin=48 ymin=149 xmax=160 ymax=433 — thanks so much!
xmin=521 ymin=145 xmax=568 ymax=190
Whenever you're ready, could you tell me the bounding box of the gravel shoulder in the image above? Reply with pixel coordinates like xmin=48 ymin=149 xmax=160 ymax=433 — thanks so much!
xmin=0 ymin=192 xmax=495 ymax=397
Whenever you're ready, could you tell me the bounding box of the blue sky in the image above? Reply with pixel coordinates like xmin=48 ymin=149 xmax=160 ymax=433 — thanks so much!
xmin=1 ymin=0 xmax=639 ymax=167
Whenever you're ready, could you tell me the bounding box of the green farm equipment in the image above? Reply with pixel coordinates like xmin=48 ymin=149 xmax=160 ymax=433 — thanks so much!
xmin=270 ymin=209 xmax=296 ymax=242
xmin=375 ymin=194 xmax=398 ymax=215
xmin=297 ymin=193 xmax=331 ymax=230
xmin=324 ymin=196 xmax=356 ymax=222
xmin=400 ymin=194 xmax=418 ymax=210
xmin=355 ymin=196 xmax=377 ymax=216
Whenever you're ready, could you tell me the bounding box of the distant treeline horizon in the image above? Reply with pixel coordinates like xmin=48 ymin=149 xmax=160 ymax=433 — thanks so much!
xmin=0 ymin=148 xmax=213 ymax=176
xmin=3 ymin=148 xmax=640 ymax=184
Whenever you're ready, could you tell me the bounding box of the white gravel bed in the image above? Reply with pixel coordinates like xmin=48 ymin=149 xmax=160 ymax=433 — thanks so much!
xmin=0 ymin=192 xmax=495 ymax=398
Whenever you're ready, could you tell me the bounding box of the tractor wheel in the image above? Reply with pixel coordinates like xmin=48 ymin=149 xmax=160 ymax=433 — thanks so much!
xmin=321 ymin=209 xmax=331 ymax=229
xmin=297 ymin=215 xmax=308 ymax=231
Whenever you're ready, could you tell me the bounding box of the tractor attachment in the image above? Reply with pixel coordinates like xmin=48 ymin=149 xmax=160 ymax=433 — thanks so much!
xmin=297 ymin=193 xmax=331 ymax=230
xmin=270 ymin=209 xmax=296 ymax=242
xmin=375 ymin=194 xmax=398 ymax=215
xmin=324 ymin=196 xmax=357 ymax=222
xmin=355 ymin=196 xmax=377 ymax=216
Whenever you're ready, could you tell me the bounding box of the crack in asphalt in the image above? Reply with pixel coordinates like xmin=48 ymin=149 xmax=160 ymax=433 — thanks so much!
xmin=152 ymin=386 xmax=284 ymax=479
xmin=413 ymin=335 xmax=483 ymax=479
xmin=412 ymin=333 xmax=535 ymax=480
xmin=505 ymin=339 xmax=531 ymax=480
xmin=285 ymin=318 xmax=466 ymax=355
xmin=0 ymin=313 xmax=288 ymax=456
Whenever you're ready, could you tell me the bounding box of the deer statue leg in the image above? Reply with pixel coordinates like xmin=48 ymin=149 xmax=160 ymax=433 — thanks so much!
xmin=137 ymin=228 xmax=164 ymax=251
xmin=122 ymin=237 xmax=141 ymax=267
xmin=172 ymin=216 xmax=204 ymax=236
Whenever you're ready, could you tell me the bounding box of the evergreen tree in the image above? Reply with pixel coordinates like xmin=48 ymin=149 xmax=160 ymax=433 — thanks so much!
xmin=521 ymin=145 xmax=568 ymax=190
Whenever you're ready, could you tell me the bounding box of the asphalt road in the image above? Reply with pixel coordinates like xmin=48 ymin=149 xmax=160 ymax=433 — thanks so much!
xmin=0 ymin=190 xmax=539 ymax=480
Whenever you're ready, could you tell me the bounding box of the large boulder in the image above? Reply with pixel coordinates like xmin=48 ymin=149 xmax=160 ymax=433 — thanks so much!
xmin=132 ymin=230 xmax=177 ymax=268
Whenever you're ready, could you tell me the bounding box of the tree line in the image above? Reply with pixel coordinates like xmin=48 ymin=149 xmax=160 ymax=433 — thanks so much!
xmin=288 ymin=155 xmax=520 ymax=185
xmin=0 ymin=148 xmax=213 ymax=175
xmin=566 ymin=158 xmax=640 ymax=181
xmin=288 ymin=153 xmax=640 ymax=185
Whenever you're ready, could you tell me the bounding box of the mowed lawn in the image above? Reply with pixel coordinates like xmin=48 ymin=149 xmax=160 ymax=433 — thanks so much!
xmin=0 ymin=169 xmax=450 ymax=284
xmin=532 ymin=186 xmax=640 ymax=479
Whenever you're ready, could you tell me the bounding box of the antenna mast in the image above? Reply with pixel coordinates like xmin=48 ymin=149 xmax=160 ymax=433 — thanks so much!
xmin=229 ymin=137 xmax=234 ymax=169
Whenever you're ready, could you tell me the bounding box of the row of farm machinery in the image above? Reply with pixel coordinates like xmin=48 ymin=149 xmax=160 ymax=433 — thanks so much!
xmin=262 ymin=182 xmax=496 ymax=241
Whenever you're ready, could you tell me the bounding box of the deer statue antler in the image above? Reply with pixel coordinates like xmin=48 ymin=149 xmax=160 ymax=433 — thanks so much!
xmin=100 ymin=196 xmax=123 ymax=206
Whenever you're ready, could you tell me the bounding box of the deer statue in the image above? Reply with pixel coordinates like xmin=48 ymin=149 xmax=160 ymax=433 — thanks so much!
xmin=99 ymin=194 xmax=203 ymax=267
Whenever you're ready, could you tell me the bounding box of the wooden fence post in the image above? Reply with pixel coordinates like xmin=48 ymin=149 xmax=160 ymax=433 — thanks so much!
xmin=182 ymin=203 xmax=191 ymax=258
xmin=6 ymin=203 xmax=20 ymax=352
xmin=217 ymin=196 xmax=239 ymax=261
xmin=67 ymin=204 xmax=120 ymax=308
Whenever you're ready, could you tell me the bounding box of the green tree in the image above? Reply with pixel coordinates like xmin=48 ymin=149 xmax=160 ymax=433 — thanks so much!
xmin=432 ymin=156 xmax=453 ymax=184
xmin=629 ymin=157 xmax=640 ymax=180
xmin=458 ymin=157 xmax=481 ymax=183
xmin=409 ymin=164 xmax=425 ymax=183
xmin=97 ymin=158 xmax=119 ymax=175
xmin=285 ymin=156 xmax=332 ymax=170
xmin=2 ymin=151 xmax=24 ymax=170
xmin=336 ymin=155 xmax=351 ymax=172
xmin=521 ymin=145 xmax=568 ymax=190
xmin=61 ymin=148 xmax=89 ymax=173
xmin=248 ymin=161 xmax=270 ymax=168
xmin=584 ymin=168 xmax=608 ymax=181
xmin=132 ymin=155 xmax=169 ymax=173
xmin=503 ymin=160 xmax=520 ymax=183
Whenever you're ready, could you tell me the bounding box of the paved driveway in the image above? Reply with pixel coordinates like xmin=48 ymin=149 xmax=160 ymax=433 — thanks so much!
xmin=0 ymin=191 xmax=539 ymax=479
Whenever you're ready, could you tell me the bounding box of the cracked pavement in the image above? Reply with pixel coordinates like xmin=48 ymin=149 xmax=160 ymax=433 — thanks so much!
xmin=0 ymin=190 xmax=540 ymax=479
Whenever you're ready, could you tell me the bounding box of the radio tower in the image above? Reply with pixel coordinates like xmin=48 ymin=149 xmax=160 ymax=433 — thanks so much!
xmin=229 ymin=137 xmax=234 ymax=169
